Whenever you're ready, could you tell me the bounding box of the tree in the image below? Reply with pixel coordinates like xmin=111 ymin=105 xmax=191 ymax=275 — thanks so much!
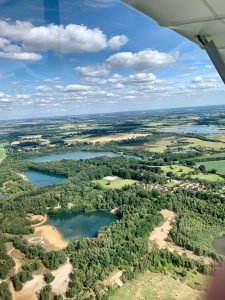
xmin=44 ymin=272 xmax=55 ymax=284
xmin=39 ymin=285 xmax=52 ymax=300
xmin=11 ymin=274 xmax=23 ymax=291
xmin=0 ymin=282 xmax=12 ymax=300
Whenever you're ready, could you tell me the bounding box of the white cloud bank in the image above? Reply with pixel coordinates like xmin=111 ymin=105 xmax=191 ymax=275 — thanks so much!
xmin=0 ymin=20 xmax=128 ymax=61
xmin=107 ymin=49 xmax=178 ymax=70
xmin=74 ymin=65 xmax=109 ymax=77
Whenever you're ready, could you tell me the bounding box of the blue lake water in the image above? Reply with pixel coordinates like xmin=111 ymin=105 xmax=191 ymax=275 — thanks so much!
xmin=27 ymin=151 xmax=140 ymax=162
xmin=160 ymin=124 xmax=225 ymax=134
xmin=46 ymin=211 xmax=118 ymax=242
xmin=212 ymin=236 xmax=225 ymax=256
xmin=24 ymin=169 xmax=67 ymax=187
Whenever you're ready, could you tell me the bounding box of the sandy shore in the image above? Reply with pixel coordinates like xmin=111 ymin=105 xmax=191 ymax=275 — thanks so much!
xmin=17 ymin=172 xmax=28 ymax=181
xmin=111 ymin=207 xmax=119 ymax=214
xmin=34 ymin=225 xmax=68 ymax=250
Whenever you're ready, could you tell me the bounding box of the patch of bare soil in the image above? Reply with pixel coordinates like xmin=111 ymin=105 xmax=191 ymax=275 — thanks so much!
xmin=51 ymin=261 xmax=73 ymax=295
xmin=15 ymin=274 xmax=45 ymax=300
xmin=104 ymin=269 xmax=123 ymax=287
xmin=149 ymin=210 xmax=212 ymax=264
xmin=32 ymin=225 xmax=68 ymax=250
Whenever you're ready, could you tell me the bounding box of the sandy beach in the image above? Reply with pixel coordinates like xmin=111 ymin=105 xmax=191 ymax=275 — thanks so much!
xmin=34 ymin=225 xmax=68 ymax=250
xmin=17 ymin=172 xmax=28 ymax=181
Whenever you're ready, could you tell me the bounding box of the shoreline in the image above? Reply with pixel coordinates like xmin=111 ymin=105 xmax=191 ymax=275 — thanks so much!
xmin=110 ymin=207 xmax=119 ymax=214
xmin=34 ymin=224 xmax=68 ymax=250
xmin=29 ymin=214 xmax=48 ymax=227
xmin=27 ymin=214 xmax=68 ymax=250
xmin=17 ymin=172 xmax=28 ymax=181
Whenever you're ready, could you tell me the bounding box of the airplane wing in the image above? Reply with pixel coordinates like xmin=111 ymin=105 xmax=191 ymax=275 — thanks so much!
xmin=122 ymin=0 xmax=225 ymax=84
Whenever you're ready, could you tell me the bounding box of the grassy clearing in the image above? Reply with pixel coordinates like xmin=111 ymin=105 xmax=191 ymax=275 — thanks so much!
xmin=161 ymin=164 xmax=224 ymax=182
xmin=161 ymin=165 xmax=193 ymax=176
xmin=66 ymin=133 xmax=149 ymax=144
xmin=109 ymin=271 xmax=203 ymax=300
xmin=198 ymin=160 xmax=225 ymax=175
xmin=146 ymin=137 xmax=176 ymax=153
xmin=191 ymin=173 xmax=224 ymax=182
xmin=93 ymin=177 xmax=137 ymax=189
xmin=0 ymin=142 xmax=7 ymax=163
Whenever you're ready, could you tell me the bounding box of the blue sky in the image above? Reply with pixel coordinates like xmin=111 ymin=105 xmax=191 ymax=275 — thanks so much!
xmin=0 ymin=0 xmax=224 ymax=120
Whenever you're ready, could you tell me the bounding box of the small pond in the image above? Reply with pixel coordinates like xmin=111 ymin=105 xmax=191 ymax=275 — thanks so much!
xmin=24 ymin=169 xmax=67 ymax=187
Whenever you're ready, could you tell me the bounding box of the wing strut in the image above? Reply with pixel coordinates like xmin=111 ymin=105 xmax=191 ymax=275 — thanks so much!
xmin=197 ymin=35 xmax=225 ymax=84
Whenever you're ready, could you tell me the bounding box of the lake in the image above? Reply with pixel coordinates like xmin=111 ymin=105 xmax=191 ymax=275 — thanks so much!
xmin=46 ymin=211 xmax=118 ymax=242
xmin=159 ymin=124 xmax=225 ymax=134
xmin=212 ymin=236 xmax=225 ymax=256
xmin=24 ymin=169 xmax=67 ymax=187
xmin=26 ymin=151 xmax=140 ymax=162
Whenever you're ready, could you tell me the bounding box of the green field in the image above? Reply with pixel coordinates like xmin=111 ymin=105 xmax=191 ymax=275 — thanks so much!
xmin=161 ymin=165 xmax=193 ymax=176
xmin=109 ymin=271 xmax=203 ymax=300
xmin=198 ymin=160 xmax=225 ymax=175
xmin=161 ymin=164 xmax=224 ymax=182
xmin=183 ymin=138 xmax=225 ymax=150
xmin=0 ymin=142 xmax=7 ymax=163
xmin=191 ymin=173 xmax=224 ymax=182
xmin=93 ymin=177 xmax=137 ymax=189
xmin=146 ymin=137 xmax=176 ymax=153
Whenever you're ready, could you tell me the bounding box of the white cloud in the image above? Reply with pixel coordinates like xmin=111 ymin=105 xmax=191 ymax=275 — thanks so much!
xmin=35 ymin=85 xmax=52 ymax=92
xmin=0 ymin=51 xmax=42 ymax=61
xmin=108 ymin=35 xmax=129 ymax=50
xmin=44 ymin=77 xmax=61 ymax=82
xmin=74 ymin=65 xmax=109 ymax=77
xmin=83 ymin=0 xmax=117 ymax=8
xmin=107 ymin=49 xmax=178 ymax=70
xmin=55 ymin=84 xmax=91 ymax=92
xmin=188 ymin=76 xmax=222 ymax=90
xmin=0 ymin=20 xmax=128 ymax=57
xmin=0 ymin=36 xmax=42 ymax=61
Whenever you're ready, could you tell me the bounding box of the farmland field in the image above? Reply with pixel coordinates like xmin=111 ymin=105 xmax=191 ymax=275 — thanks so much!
xmin=198 ymin=160 xmax=225 ymax=175
xmin=66 ymin=133 xmax=149 ymax=144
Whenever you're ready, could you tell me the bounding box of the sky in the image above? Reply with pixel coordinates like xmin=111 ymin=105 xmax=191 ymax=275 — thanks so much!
xmin=0 ymin=0 xmax=224 ymax=120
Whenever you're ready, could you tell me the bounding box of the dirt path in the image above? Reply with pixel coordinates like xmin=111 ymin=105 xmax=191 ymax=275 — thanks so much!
xmin=6 ymin=243 xmax=24 ymax=275
xmin=51 ymin=261 xmax=73 ymax=294
xmin=14 ymin=261 xmax=72 ymax=300
xmin=149 ymin=210 xmax=212 ymax=264
xmin=15 ymin=274 xmax=45 ymax=300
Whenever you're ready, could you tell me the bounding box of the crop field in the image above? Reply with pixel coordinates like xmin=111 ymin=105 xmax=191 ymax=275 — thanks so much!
xmin=109 ymin=271 xmax=203 ymax=300
xmin=66 ymin=133 xmax=149 ymax=144
xmin=198 ymin=160 xmax=225 ymax=175
xmin=93 ymin=177 xmax=137 ymax=189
